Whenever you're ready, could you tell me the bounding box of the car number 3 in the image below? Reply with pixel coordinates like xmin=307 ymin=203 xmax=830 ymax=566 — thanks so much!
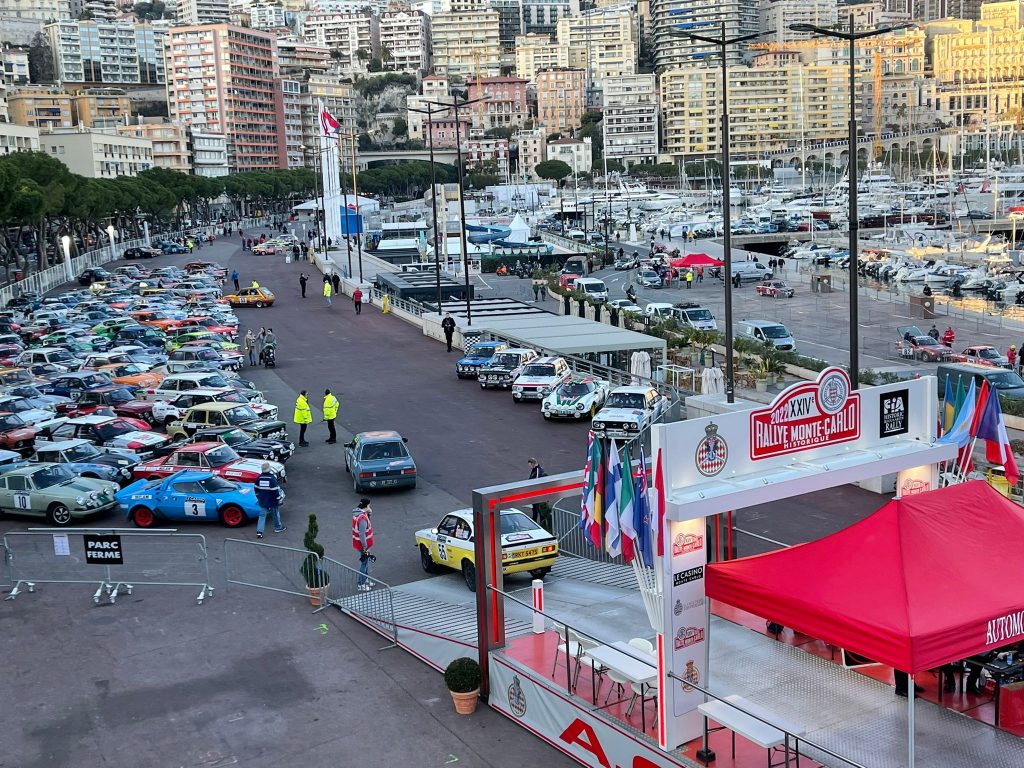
xmin=437 ymin=540 xmax=448 ymax=562
xmin=184 ymin=497 xmax=207 ymax=518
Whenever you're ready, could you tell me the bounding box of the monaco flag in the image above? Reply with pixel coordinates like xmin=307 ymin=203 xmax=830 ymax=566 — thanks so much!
xmin=320 ymin=105 xmax=340 ymax=137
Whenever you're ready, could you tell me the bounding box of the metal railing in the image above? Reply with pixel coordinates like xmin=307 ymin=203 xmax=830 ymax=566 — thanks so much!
xmin=550 ymin=498 xmax=627 ymax=567
xmin=223 ymin=538 xmax=397 ymax=643
xmin=3 ymin=528 xmax=213 ymax=604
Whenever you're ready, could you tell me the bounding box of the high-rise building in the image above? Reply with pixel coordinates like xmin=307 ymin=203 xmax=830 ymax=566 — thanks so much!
xmin=39 ymin=127 xmax=153 ymax=177
xmin=177 ymin=0 xmax=230 ymax=24
xmin=430 ymin=9 xmax=501 ymax=77
xmin=467 ymin=75 xmax=528 ymax=132
xmin=759 ymin=0 xmax=837 ymax=44
xmin=275 ymin=77 xmax=304 ymax=169
xmin=649 ymin=0 xmax=756 ymax=71
xmin=602 ymin=73 xmax=657 ymax=167
xmin=277 ymin=39 xmax=332 ymax=74
xmin=165 ymin=24 xmax=280 ymax=171
xmin=72 ymin=88 xmax=132 ymax=127
xmin=535 ymin=67 xmax=585 ymax=133
xmin=188 ymin=127 xmax=229 ymax=177
xmin=522 ymin=0 xmax=578 ymax=36
xmin=514 ymin=33 xmax=569 ymax=81
xmin=2 ymin=48 xmax=30 ymax=86
xmin=556 ymin=5 xmax=636 ymax=97
xmin=46 ymin=21 xmax=166 ymax=87
xmin=379 ymin=9 xmax=431 ymax=74
xmin=249 ymin=3 xmax=288 ymax=29
xmin=118 ymin=120 xmax=192 ymax=171
xmin=8 ymin=87 xmax=73 ymax=130
xmin=0 ymin=0 xmax=70 ymax=26
xmin=301 ymin=12 xmax=378 ymax=71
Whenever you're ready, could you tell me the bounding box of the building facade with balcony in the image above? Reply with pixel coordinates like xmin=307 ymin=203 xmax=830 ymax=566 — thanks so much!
xmin=430 ymin=9 xmax=501 ymax=77
xmin=0 ymin=122 xmax=39 ymax=155
xmin=301 ymin=12 xmax=378 ymax=72
xmin=546 ymin=135 xmax=591 ymax=174
xmin=188 ymin=127 xmax=229 ymax=177
xmin=379 ymin=9 xmax=431 ymax=74
xmin=39 ymin=127 xmax=153 ymax=177
xmin=118 ymin=120 xmax=192 ymax=171
xmin=536 ymin=67 xmax=586 ymax=134
xmin=72 ymin=89 xmax=132 ymax=128
xmin=467 ymin=75 xmax=528 ymax=132
xmin=45 ymin=21 xmax=166 ymax=88
xmin=603 ymin=73 xmax=657 ymax=167
xmin=8 ymin=88 xmax=74 ymax=131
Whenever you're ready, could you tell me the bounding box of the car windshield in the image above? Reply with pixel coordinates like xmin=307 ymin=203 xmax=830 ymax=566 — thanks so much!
xmin=49 ymin=350 xmax=74 ymax=363
xmin=32 ymin=464 xmax=75 ymax=488
xmin=205 ymin=444 xmax=240 ymax=466
xmin=359 ymin=440 xmax=408 ymax=460
xmin=762 ymin=325 xmax=790 ymax=339
xmin=201 ymin=475 xmax=237 ymax=492
xmin=490 ymin=353 xmax=520 ymax=367
xmin=216 ymin=429 xmax=248 ymax=446
xmin=467 ymin=344 xmax=495 ymax=358
xmin=641 ymin=271 xmax=659 ymax=278
xmin=988 ymin=371 xmax=1024 ymax=390
xmin=95 ymin=421 xmax=131 ymax=440
xmin=216 ymin=390 xmax=245 ymax=403
xmin=606 ymin=392 xmax=646 ymax=409
xmin=522 ymin=364 xmax=556 ymax=377
xmin=917 ymin=336 xmax=941 ymax=347
xmin=66 ymin=443 xmax=101 ymax=460
xmin=201 ymin=375 xmax=227 ymax=388
xmin=978 ymin=348 xmax=999 ymax=359
xmin=684 ymin=309 xmax=713 ymax=321
xmin=194 ymin=349 xmax=218 ymax=360
xmin=106 ymin=389 xmax=133 ymax=404
xmin=0 ymin=414 xmax=26 ymax=430
xmin=80 ymin=374 xmax=107 ymax=387
xmin=558 ymin=382 xmax=593 ymax=397
xmin=501 ymin=512 xmax=543 ymax=535
xmin=225 ymin=406 xmax=258 ymax=425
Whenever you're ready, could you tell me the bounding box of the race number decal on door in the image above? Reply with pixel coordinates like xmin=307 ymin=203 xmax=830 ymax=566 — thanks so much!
xmin=185 ymin=497 xmax=207 ymax=518
xmin=14 ymin=492 xmax=30 ymax=510
xmin=437 ymin=540 xmax=448 ymax=562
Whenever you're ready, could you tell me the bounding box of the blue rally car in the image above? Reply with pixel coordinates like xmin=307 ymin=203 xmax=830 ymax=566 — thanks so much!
xmin=456 ymin=341 xmax=508 ymax=379
xmin=117 ymin=469 xmax=264 ymax=528
xmin=343 ymin=430 xmax=416 ymax=493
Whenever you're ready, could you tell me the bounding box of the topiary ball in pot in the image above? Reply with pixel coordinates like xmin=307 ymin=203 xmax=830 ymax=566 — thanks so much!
xmin=444 ymin=656 xmax=482 ymax=714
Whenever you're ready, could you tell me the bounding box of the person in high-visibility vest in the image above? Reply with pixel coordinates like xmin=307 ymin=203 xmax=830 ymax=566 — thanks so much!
xmin=293 ymin=390 xmax=312 ymax=447
xmin=323 ymin=388 xmax=339 ymax=444
xmin=324 ymin=280 xmax=332 ymax=307
xmin=352 ymin=498 xmax=374 ymax=591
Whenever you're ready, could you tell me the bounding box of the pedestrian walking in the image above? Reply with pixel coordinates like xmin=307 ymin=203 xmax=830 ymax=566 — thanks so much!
xmin=353 ymin=287 xmax=363 ymax=314
xmin=532 ymin=282 xmax=541 ymax=301
xmin=254 ymin=464 xmax=285 ymax=538
xmin=299 ymin=272 xmax=308 ymax=298
xmin=294 ymin=390 xmax=312 ymax=446
xmin=352 ymin=498 xmax=375 ymax=591
xmin=942 ymin=326 xmax=956 ymax=348
xmin=324 ymin=280 xmax=332 ymax=307
xmin=244 ymin=329 xmax=257 ymax=366
xmin=231 ymin=269 xmax=240 ymax=292
xmin=586 ymin=257 xmax=594 ymax=275
xmin=323 ymin=388 xmax=339 ymax=444
xmin=441 ymin=312 xmax=456 ymax=352
xmin=527 ymin=458 xmax=551 ymax=527
xmin=331 ymin=273 xmax=341 ymax=296
xmin=1009 ymin=345 xmax=1017 ymax=371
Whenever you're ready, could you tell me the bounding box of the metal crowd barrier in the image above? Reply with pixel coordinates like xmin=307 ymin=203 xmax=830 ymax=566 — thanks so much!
xmin=223 ymin=539 xmax=397 ymax=644
xmin=3 ymin=528 xmax=213 ymax=604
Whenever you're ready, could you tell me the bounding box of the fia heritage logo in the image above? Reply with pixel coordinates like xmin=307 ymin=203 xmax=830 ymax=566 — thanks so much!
xmin=880 ymin=389 xmax=909 ymax=437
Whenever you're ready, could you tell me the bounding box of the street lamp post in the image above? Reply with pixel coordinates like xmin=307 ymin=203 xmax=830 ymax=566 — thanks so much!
xmin=672 ymin=20 xmax=762 ymax=405
xmin=426 ymin=95 xmax=486 ymax=325
xmin=300 ymin=144 xmax=328 ymax=261
xmin=60 ymin=235 xmax=72 ymax=282
xmin=790 ymin=14 xmax=910 ymax=389
xmin=408 ymin=103 xmax=446 ymax=310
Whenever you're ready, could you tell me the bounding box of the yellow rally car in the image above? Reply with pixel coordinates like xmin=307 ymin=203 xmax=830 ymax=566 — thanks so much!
xmin=224 ymin=286 xmax=275 ymax=308
xmin=415 ymin=508 xmax=558 ymax=591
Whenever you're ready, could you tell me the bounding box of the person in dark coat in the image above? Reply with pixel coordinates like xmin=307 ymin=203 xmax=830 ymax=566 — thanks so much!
xmin=299 ymin=272 xmax=308 ymax=298
xmin=441 ymin=313 xmax=456 ymax=352
xmin=527 ymin=458 xmax=550 ymax=526
xmin=331 ymin=273 xmax=341 ymax=295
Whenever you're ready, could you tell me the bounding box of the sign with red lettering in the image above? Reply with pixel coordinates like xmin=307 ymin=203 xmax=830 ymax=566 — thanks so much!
xmin=749 ymin=367 xmax=860 ymax=460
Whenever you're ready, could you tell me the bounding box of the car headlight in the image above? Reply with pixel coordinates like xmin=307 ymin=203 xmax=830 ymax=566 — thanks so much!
xmin=541 ymin=386 xmax=551 ymax=395
xmin=594 ymin=421 xmax=604 ymax=429
xmin=75 ymin=495 xmax=86 ymax=505
xmin=629 ymin=422 xmax=639 ymax=430
xmin=542 ymin=401 xmax=550 ymax=410
xmin=576 ymin=403 xmax=585 ymax=411
xmin=512 ymin=386 xmax=522 ymax=393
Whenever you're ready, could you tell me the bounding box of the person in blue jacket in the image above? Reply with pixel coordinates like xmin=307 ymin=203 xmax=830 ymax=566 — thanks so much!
xmin=255 ymin=464 xmax=285 ymax=538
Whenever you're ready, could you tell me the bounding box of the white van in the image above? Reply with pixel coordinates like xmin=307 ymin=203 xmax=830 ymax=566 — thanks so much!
xmin=732 ymin=262 xmax=774 ymax=281
xmin=574 ymin=277 xmax=609 ymax=303
xmin=736 ymin=319 xmax=797 ymax=352
xmin=673 ymin=303 xmax=718 ymax=331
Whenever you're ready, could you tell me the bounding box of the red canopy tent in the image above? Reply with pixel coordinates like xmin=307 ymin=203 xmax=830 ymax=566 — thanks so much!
xmin=669 ymin=253 xmax=723 ymax=269
xmin=706 ymin=481 xmax=1024 ymax=673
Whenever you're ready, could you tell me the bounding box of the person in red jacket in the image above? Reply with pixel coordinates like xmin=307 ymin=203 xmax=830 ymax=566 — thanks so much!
xmin=352 ymin=498 xmax=374 ymax=590
xmin=1009 ymin=345 xmax=1018 ymax=371
xmin=352 ymin=287 xmax=363 ymax=315
xmin=942 ymin=326 xmax=955 ymax=348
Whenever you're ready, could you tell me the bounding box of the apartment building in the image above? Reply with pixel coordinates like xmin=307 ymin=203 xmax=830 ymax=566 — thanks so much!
xmin=188 ymin=128 xmax=229 ymax=177
xmin=465 ymin=137 xmax=509 ymax=176
xmin=535 ymin=67 xmax=585 ymax=134
xmin=39 ymin=127 xmax=153 ymax=178
xmin=603 ymin=73 xmax=657 ymax=167
xmin=72 ymin=89 xmax=132 ymax=128
xmin=165 ymin=24 xmax=280 ymax=172
xmin=513 ymin=33 xmax=569 ymax=81
xmin=249 ymin=3 xmax=288 ymax=29
xmin=546 ymin=136 xmax=591 ymax=174
xmin=407 ymin=75 xmax=450 ymax=141
xmin=0 ymin=123 xmax=39 ymax=155
xmin=300 ymin=73 xmax=357 ymax=167
xmin=379 ymin=9 xmax=431 ymax=74
xmin=467 ymin=75 xmax=528 ymax=132
xmin=8 ymin=88 xmax=73 ymax=130
xmin=556 ymin=6 xmax=636 ymax=91
xmin=516 ymin=126 xmax=547 ymax=180
xmin=46 ymin=21 xmax=166 ymax=87
xmin=177 ymin=0 xmax=230 ymax=23
xmin=649 ymin=0 xmax=756 ymax=71
xmin=277 ymin=39 xmax=332 ymax=74
xmin=430 ymin=9 xmax=501 ymax=77
xmin=301 ymin=12 xmax=378 ymax=71
xmin=2 ymin=48 xmax=30 ymax=87
xmin=275 ymin=77 xmax=304 ymax=169
xmin=0 ymin=0 xmax=70 ymax=26
xmin=759 ymin=0 xmax=837 ymax=44
xmin=118 ymin=120 xmax=192 ymax=171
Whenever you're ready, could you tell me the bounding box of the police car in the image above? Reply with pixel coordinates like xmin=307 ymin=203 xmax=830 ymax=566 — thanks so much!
xmin=415 ymin=508 xmax=558 ymax=591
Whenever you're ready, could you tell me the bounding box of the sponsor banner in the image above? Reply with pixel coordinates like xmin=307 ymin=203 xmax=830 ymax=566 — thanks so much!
xmin=489 ymin=656 xmax=689 ymax=768
xmin=659 ymin=518 xmax=706 ymax=749
xmin=879 ymin=389 xmax=910 ymax=438
xmin=895 ymin=464 xmax=937 ymax=498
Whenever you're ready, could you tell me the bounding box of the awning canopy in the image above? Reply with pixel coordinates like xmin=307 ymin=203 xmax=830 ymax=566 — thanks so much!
xmin=706 ymin=481 xmax=1024 ymax=673
xmin=670 ymin=253 xmax=722 ymax=268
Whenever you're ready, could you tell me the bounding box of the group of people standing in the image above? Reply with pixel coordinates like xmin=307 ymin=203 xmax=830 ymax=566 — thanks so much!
xmin=292 ymin=388 xmax=339 ymax=447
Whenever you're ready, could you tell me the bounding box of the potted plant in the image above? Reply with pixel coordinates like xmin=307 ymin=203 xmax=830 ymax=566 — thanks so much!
xmin=300 ymin=513 xmax=330 ymax=605
xmin=753 ymin=358 xmax=770 ymax=392
xmin=444 ymin=657 xmax=482 ymax=714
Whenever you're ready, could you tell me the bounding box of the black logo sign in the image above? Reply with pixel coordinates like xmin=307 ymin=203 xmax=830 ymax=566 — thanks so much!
xmin=673 ymin=565 xmax=704 ymax=587
xmin=880 ymin=389 xmax=909 ymax=438
xmin=84 ymin=534 xmax=123 ymax=565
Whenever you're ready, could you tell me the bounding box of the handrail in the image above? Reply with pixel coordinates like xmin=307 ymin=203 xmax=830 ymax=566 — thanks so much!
xmin=488 ymin=584 xmax=868 ymax=768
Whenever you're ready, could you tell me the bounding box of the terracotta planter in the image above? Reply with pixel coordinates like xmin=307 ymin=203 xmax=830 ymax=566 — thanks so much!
xmin=305 ymin=585 xmax=328 ymax=606
xmin=450 ymin=689 xmax=480 ymax=715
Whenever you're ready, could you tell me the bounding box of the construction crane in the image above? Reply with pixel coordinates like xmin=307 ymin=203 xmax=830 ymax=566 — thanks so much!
xmin=873 ymin=50 xmax=883 ymax=160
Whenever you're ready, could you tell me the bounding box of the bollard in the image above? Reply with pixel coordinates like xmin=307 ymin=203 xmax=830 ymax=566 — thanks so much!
xmin=531 ymin=579 xmax=545 ymax=634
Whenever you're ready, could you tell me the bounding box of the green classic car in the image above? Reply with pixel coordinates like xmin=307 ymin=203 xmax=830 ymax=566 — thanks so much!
xmin=91 ymin=318 xmax=137 ymax=339
xmin=0 ymin=463 xmax=119 ymax=525
xmin=166 ymin=332 xmax=239 ymax=352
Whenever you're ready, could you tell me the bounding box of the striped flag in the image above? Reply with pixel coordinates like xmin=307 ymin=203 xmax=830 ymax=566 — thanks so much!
xmin=652 ymin=447 xmax=667 ymax=557
xmin=319 ymin=103 xmax=341 ymax=137
xmin=580 ymin=432 xmax=599 ymax=536
xmin=942 ymin=374 xmax=955 ymax=433
xmin=605 ymin=441 xmax=622 ymax=557
xmin=618 ymin=444 xmax=637 ymax=563
xmin=634 ymin=446 xmax=653 ymax=567
xmin=976 ymin=386 xmax=1020 ymax=485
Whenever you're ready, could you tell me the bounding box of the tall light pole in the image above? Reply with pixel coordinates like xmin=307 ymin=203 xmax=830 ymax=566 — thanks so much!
xmin=409 ymin=103 xmax=446 ymax=310
xmin=791 ymin=15 xmax=909 ymax=389
xmin=335 ymin=129 xmax=365 ymax=281
xmin=300 ymin=144 xmax=328 ymax=260
xmin=671 ymin=20 xmax=762 ymax=404
xmin=426 ymin=95 xmax=486 ymax=325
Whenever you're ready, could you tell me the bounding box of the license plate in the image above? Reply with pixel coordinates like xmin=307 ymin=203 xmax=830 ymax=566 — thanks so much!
xmin=378 ymin=479 xmax=399 ymax=486
xmin=514 ymin=548 xmax=538 ymax=558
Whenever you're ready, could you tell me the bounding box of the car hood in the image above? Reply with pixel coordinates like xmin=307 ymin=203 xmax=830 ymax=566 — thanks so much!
xmin=224 ymin=457 xmax=284 ymax=475
xmin=480 ymin=362 xmax=518 ymax=373
xmin=66 ymin=461 xmax=119 ymax=476
xmin=515 ymin=375 xmax=559 ymax=387
xmin=114 ymin=431 xmax=167 ymax=446
xmin=595 ymin=407 xmax=646 ymax=420
xmin=457 ymin=355 xmax=493 ymax=365
xmin=58 ymin=477 xmax=118 ymax=494
xmin=545 ymin=389 xmax=591 ymax=406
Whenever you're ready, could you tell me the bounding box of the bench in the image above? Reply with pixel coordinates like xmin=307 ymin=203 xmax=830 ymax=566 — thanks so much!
xmin=697 ymin=694 xmax=805 ymax=767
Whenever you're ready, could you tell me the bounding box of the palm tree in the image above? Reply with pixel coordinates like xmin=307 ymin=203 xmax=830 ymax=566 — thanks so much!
xmin=355 ymin=48 xmax=369 ymax=66
xmin=379 ymin=45 xmax=394 ymax=71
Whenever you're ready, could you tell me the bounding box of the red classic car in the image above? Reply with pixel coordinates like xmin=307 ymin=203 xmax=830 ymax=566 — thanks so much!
xmin=59 ymin=386 xmax=157 ymax=426
xmin=132 ymin=442 xmax=285 ymax=482
xmin=0 ymin=411 xmax=39 ymax=456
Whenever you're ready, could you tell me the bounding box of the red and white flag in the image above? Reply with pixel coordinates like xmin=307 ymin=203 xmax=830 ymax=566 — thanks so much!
xmin=976 ymin=385 xmax=1020 ymax=486
xmin=320 ymin=107 xmax=340 ymax=138
xmin=652 ymin=448 xmax=666 ymax=557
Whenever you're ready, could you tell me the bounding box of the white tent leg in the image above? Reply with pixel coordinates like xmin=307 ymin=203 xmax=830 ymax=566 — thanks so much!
xmin=908 ymin=673 xmax=916 ymax=768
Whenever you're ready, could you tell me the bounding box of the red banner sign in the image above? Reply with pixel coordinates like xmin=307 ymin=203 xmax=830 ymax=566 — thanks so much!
xmin=749 ymin=367 xmax=861 ymax=460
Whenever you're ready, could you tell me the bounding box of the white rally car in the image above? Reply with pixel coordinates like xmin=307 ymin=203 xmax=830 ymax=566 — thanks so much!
xmin=541 ymin=374 xmax=610 ymax=420
xmin=592 ymin=386 xmax=669 ymax=440
xmin=511 ymin=356 xmax=573 ymax=402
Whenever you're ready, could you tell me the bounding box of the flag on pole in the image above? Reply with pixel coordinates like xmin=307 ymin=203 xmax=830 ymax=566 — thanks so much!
xmin=634 ymin=446 xmax=653 ymax=567
xmin=319 ymin=103 xmax=341 ymax=137
xmin=942 ymin=374 xmax=955 ymax=432
xmin=605 ymin=441 xmax=622 ymax=557
xmin=580 ymin=431 xmax=596 ymax=533
xmin=589 ymin=441 xmax=605 ymax=548
xmin=969 ymin=380 xmax=989 ymax=437
xmin=653 ymin=447 xmax=667 ymax=557
xmin=618 ymin=444 xmax=636 ymax=564
xmin=976 ymin=387 xmax=1020 ymax=486
xmin=953 ymin=375 xmax=967 ymax=421
xmin=938 ymin=378 xmax=976 ymax=450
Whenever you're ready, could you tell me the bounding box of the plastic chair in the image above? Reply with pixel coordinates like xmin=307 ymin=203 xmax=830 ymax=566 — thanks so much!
xmin=576 ymin=636 xmax=608 ymax=700
xmin=626 ymin=679 xmax=659 ymax=733
xmin=628 ymin=637 xmax=655 ymax=655
xmin=550 ymin=623 xmax=582 ymax=682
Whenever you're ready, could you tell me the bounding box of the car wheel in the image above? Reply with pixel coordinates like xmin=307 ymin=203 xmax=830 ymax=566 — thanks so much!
xmin=255 ymin=301 xmax=265 ymax=308
xmin=132 ymin=505 xmax=156 ymax=528
xmin=420 ymin=545 xmax=437 ymax=573
xmin=530 ymin=567 xmax=551 ymax=579
xmin=543 ymin=411 xmax=551 ymax=420
xmin=462 ymin=560 xmax=477 ymax=592
xmin=220 ymin=504 xmax=245 ymax=528
xmin=47 ymin=503 xmax=72 ymax=526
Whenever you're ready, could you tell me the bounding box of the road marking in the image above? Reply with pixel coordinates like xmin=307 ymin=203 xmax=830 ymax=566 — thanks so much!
xmin=444 ymin=756 xmax=460 ymax=764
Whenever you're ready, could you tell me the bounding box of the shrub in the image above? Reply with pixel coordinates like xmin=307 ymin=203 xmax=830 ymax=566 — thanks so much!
xmin=444 ymin=657 xmax=482 ymax=693
xmin=300 ymin=513 xmax=329 ymax=589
